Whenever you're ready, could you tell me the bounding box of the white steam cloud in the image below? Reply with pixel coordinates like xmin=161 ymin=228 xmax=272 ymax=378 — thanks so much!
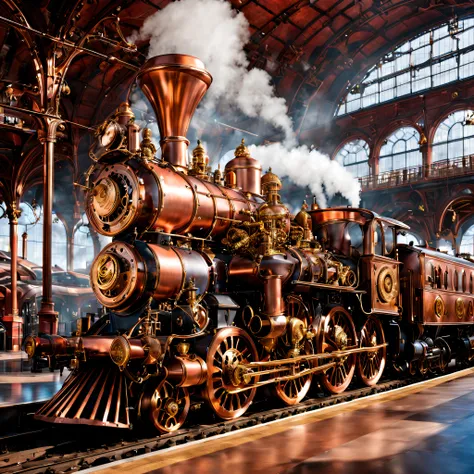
xmin=133 ymin=0 xmax=361 ymax=208
xmin=137 ymin=0 xmax=294 ymax=146
xmin=221 ymin=144 xmax=361 ymax=208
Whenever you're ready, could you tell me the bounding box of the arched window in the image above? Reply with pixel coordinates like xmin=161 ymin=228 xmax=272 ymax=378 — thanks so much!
xmin=0 ymin=214 xmax=10 ymax=251
xmin=334 ymin=139 xmax=370 ymax=178
xmin=444 ymin=268 xmax=449 ymax=289
xmin=0 ymin=208 xmax=67 ymax=268
xmin=379 ymin=127 xmax=423 ymax=172
xmin=337 ymin=17 xmax=474 ymax=115
xmin=460 ymin=224 xmax=474 ymax=254
xmin=432 ymin=110 xmax=474 ymax=162
xmin=74 ymin=225 xmax=94 ymax=272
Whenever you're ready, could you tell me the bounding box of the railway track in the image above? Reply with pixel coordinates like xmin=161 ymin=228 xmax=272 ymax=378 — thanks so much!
xmin=2 ymin=365 xmax=465 ymax=474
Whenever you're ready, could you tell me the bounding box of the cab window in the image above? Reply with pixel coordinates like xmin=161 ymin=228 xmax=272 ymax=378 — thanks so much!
xmin=382 ymin=222 xmax=394 ymax=256
xmin=374 ymin=221 xmax=383 ymax=256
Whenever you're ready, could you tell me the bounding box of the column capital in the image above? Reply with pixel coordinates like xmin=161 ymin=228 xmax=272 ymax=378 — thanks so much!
xmin=6 ymin=200 xmax=21 ymax=224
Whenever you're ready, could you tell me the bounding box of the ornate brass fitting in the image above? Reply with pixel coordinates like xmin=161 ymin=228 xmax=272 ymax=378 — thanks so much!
xmin=189 ymin=140 xmax=210 ymax=179
xmin=140 ymin=128 xmax=157 ymax=162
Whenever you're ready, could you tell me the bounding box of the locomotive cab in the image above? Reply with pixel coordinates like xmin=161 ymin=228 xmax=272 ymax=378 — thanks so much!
xmin=310 ymin=208 xmax=408 ymax=316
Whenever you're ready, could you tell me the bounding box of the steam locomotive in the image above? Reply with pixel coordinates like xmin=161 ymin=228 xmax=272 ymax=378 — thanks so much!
xmin=24 ymin=54 xmax=474 ymax=433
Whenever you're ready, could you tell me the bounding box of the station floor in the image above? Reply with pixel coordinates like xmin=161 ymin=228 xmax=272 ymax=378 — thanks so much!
xmin=91 ymin=368 xmax=474 ymax=474
xmin=0 ymin=352 xmax=66 ymax=406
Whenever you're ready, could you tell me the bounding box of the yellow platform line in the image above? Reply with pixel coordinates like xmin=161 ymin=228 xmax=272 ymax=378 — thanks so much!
xmin=85 ymin=366 xmax=474 ymax=474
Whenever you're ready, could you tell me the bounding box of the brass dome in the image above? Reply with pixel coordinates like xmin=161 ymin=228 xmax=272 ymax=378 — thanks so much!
xmin=261 ymin=167 xmax=282 ymax=190
xmin=234 ymin=138 xmax=251 ymax=158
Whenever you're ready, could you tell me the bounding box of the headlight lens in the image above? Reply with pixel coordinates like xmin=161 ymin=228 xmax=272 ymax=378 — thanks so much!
xmin=110 ymin=336 xmax=131 ymax=369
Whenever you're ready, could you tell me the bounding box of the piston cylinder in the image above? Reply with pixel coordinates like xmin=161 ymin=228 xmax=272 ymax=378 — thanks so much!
xmin=24 ymin=334 xmax=69 ymax=359
xmin=90 ymin=240 xmax=210 ymax=314
xmin=166 ymin=355 xmax=207 ymax=387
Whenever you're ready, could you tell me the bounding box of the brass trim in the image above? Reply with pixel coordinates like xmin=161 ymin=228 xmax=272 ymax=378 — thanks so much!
xmin=434 ymin=295 xmax=445 ymax=318
xmin=456 ymin=297 xmax=465 ymax=320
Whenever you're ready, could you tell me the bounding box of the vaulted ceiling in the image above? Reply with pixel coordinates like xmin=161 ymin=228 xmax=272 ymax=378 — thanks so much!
xmin=2 ymin=0 xmax=474 ymax=169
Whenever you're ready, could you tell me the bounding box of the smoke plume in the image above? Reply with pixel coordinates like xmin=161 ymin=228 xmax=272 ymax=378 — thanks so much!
xmin=134 ymin=0 xmax=361 ymax=208
xmin=221 ymin=144 xmax=361 ymax=208
xmin=137 ymin=0 xmax=294 ymax=146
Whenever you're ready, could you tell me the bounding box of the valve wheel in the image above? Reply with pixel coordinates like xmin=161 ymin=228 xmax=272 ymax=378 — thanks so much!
xmin=205 ymin=327 xmax=258 ymax=420
xmin=318 ymin=306 xmax=357 ymax=394
xmin=356 ymin=317 xmax=386 ymax=386
xmin=138 ymin=379 xmax=190 ymax=433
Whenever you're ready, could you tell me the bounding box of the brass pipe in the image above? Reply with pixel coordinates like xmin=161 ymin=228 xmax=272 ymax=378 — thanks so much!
xmin=227 ymin=361 xmax=338 ymax=394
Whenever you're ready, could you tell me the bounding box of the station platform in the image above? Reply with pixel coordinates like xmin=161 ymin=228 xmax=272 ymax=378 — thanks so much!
xmin=89 ymin=368 xmax=474 ymax=474
xmin=0 ymin=352 xmax=66 ymax=411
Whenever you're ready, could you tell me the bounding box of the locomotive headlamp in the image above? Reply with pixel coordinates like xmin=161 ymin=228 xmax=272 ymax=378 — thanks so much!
xmin=110 ymin=336 xmax=131 ymax=369
xmin=24 ymin=335 xmax=36 ymax=359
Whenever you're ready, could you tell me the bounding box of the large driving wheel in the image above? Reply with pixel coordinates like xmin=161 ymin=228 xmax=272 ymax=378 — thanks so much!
xmin=356 ymin=317 xmax=386 ymax=386
xmin=318 ymin=306 xmax=357 ymax=394
xmin=138 ymin=379 xmax=190 ymax=433
xmin=274 ymin=295 xmax=313 ymax=405
xmin=274 ymin=340 xmax=313 ymax=405
xmin=205 ymin=327 xmax=258 ymax=420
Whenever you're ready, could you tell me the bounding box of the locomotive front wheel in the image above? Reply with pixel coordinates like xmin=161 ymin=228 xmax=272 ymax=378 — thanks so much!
xmin=356 ymin=317 xmax=386 ymax=386
xmin=138 ymin=379 xmax=190 ymax=433
xmin=318 ymin=306 xmax=357 ymax=394
xmin=205 ymin=327 xmax=258 ymax=420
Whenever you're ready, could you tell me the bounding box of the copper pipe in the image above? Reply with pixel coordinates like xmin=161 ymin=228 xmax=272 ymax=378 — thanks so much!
xmin=263 ymin=275 xmax=284 ymax=316
xmin=9 ymin=211 xmax=18 ymax=319
xmin=21 ymin=231 xmax=27 ymax=260
xmin=38 ymin=120 xmax=61 ymax=334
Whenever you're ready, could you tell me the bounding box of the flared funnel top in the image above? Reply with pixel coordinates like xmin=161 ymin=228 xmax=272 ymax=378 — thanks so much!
xmin=136 ymin=54 xmax=212 ymax=171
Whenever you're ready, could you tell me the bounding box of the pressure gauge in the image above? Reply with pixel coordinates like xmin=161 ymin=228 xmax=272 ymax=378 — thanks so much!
xmin=100 ymin=121 xmax=122 ymax=149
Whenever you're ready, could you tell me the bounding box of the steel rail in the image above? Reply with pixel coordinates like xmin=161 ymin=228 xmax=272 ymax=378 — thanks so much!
xmin=0 ymin=372 xmax=452 ymax=474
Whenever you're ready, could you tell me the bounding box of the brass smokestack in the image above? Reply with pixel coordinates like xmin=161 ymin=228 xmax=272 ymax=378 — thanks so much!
xmin=136 ymin=54 xmax=213 ymax=172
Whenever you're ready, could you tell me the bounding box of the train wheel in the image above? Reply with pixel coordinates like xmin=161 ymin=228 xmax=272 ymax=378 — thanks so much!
xmin=205 ymin=327 xmax=258 ymax=420
xmin=138 ymin=379 xmax=190 ymax=433
xmin=319 ymin=306 xmax=357 ymax=394
xmin=274 ymin=340 xmax=313 ymax=405
xmin=418 ymin=359 xmax=429 ymax=376
xmin=274 ymin=295 xmax=313 ymax=405
xmin=356 ymin=317 xmax=386 ymax=386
